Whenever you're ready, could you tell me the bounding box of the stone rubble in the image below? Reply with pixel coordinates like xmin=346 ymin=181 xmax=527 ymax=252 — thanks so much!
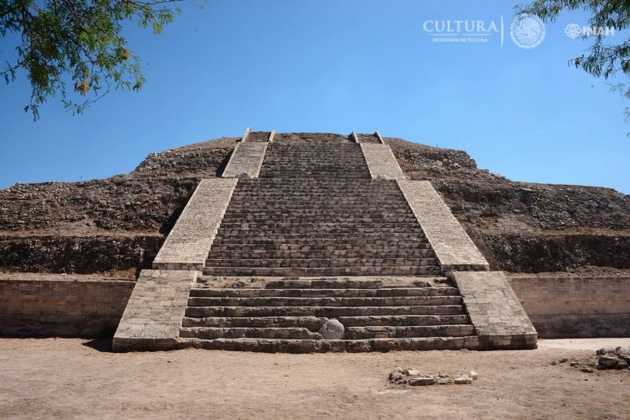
xmin=595 ymin=347 xmax=630 ymax=370
xmin=551 ymin=346 xmax=630 ymax=372
xmin=388 ymin=367 xmax=478 ymax=386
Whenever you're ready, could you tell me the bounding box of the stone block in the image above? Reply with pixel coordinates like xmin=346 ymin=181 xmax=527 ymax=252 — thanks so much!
xmin=451 ymin=271 xmax=537 ymax=350
xmin=113 ymin=269 xmax=197 ymax=351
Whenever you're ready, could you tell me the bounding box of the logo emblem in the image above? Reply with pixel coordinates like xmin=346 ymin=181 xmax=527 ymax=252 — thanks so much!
xmin=564 ymin=23 xmax=582 ymax=39
xmin=510 ymin=13 xmax=545 ymax=49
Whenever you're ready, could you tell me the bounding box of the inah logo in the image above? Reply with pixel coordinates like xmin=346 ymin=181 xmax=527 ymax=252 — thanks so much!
xmin=565 ymin=23 xmax=582 ymax=39
xmin=510 ymin=13 xmax=545 ymax=49
xmin=564 ymin=23 xmax=616 ymax=39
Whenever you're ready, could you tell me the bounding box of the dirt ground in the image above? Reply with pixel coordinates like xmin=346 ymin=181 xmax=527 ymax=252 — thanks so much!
xmin=1 ymin=338 xmax=629 ymax=420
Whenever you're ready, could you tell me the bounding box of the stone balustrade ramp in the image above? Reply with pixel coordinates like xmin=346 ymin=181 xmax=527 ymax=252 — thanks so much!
xmin=360 ymin=143 xmax=406 ymax=180
xmin=398 ymin=180 xmax=489 ymax=271
xmin=153 ymin=178 xmax=237 ymax=270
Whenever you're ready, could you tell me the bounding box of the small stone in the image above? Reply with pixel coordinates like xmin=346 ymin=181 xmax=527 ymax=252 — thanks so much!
xmin=408 ymin=376 xmax=436 ymax=386
xmin=551 ymin=361 xmax=557 ymax=366
xmin=436 ymin=377 xmax=453 ymax=385
xmin=404 ymin=368 xmax=421 ymax=376
xmin=469 ymin=370 xmax=479 ymax=380
xmin=569 ymin=361 xmax=579 ymax=367
xmin=389 ymin=371 xmax=405 ymax=384
xmin=558 ymin=358 xmax=568 ymax=364
xmin=581 ymin=367 xmax=594 ymax=373
xmin=598 ymin=355 xmax=621 ymax=369
xmin=454 ymin=375 xmax=473 ymax=385
xmin=318 ymin=318 xmax=345 ymax=339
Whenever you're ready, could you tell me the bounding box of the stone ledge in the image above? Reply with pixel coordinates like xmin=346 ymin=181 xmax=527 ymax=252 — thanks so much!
xmin=451 ymin=271 xmax=537 ymax=350
xmin=113 ymin=269 xmax=198 ymax=352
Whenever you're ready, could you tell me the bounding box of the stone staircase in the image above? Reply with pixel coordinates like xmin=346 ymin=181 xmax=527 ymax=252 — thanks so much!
xmin=179 ymin=276 xmax=479 ymax=352
xmin=259 ymin=137 xmax=370 ymax=179
xmin=113 ymin=131 xmax=538 ymax=352
xmin=189 ymin=132 xmax=481 ymax=351
xmin=114 ymin=131 xmax=537 ymax=353
xmin=204 ymin=178 xmax=441 ymax=276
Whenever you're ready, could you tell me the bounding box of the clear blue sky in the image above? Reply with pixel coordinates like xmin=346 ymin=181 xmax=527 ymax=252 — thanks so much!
xmin=1 ymin=1 xmax=628 ymax=192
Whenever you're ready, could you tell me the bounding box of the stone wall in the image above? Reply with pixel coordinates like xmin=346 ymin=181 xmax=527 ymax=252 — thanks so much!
xmin=509 ymin=273 xmax=630 ymax=338
xmin=0 ymin=274 xmax=134 ymax=337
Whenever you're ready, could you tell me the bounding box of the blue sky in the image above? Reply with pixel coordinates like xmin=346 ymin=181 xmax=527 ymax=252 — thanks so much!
xmin=1 ymin=0 xmax=628 ymax=192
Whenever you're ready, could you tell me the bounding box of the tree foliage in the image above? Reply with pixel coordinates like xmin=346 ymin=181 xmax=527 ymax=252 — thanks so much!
xmin=1 ymin=0 xmax=179 ymax=119
xmin=520 ymin=1 xmax=629 ymax=122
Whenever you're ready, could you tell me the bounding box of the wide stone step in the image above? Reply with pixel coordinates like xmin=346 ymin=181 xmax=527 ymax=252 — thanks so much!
xmin=180 ymin=326 xmax=322 ymax=340
xmin=220 ymin=216 xmax=418 ymax=223
xmin=338 ymin=314 xmax=470 ymax=326
xmin=344 ymin=325 xmax=475 ymax=339
xmin=211 ymin=237 xmax=430 ymax=245
xmin=182 ymin=314 xmax=469 ymax=328
xmin=201 ymin=266 xmax=442 ymax=276
xmin=216 ymin=230 xmax=426 ymax=237
xmin=185 ymin=305 xmax=466 ymax=318
xmin=188 ymin=296 xmax=461 ymax=307
xmin=189 ymin=287 xmax=459 ymax=298
xmin=217 ymin=224 xmax=423 ymax=230
xmin=259 ymin=277 xmax=444 ymax=289
xmin=179 ymin=336 xmax=480 ymax=352
xmin=206 ymin=249 xmax=436 ymax=259
xmin=182 ymin=316 xmax=325 ymax=329
xmin=204 ymin=258 xmax=438 ymax=268
xmin=193 ymin=276 xmax=447 ymax=290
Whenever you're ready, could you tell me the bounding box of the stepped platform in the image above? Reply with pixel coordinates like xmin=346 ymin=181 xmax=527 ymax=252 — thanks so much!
xmin=113 ymin=130 xmax=536 ymax=352
xmin=178 ymin=276 xmax=480 ymax=352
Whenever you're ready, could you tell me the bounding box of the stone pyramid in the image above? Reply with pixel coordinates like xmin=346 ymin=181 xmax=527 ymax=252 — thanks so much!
xmin=113 ymin=130 xmax=536 ymax=352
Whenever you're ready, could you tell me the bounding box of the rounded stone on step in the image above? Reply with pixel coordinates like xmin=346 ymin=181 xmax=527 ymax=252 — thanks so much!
xmin=318 ymin=318 xmax=345 ymax=339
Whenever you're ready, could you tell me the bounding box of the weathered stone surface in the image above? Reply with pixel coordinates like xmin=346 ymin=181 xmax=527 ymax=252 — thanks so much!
xmin=388 ymin=368 xmax=475 ymax=386
xmin=360 ymin=144 xmax=406 ymax=180
xmin=222 ymin=142 xmax=268 ymax=178
xmin=398 ymin=180 xmax=489 ymax=271
xmin=3 ymin=133 xmax=629 ymax=276
xmin=0 ymin=274 xmax=133 ymax=337
xmin=454 ymin=375 xmax=473 ymax=385
xmin=509 ymin=273 xmax=630 ymax=338
xmin=153 ymin=179 xmax=237 ymax=270
xmin=113 ymin=269 xmax=197 ymax=351
xmin=596 ymin=347 xmax=630 ymax=370
xmin=0 ymin=233 xmax=161 ymax=275
xmin=408 ymin=376 xmax=436 ymax=386
xmin=318 ymin=318 xmax=345 ymax=339
xmin=452 ymin=271 xmax=537 ymax=350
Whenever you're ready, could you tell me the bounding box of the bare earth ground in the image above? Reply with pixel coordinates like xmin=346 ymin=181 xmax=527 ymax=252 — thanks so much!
xmin=1 ymin=339 xmax=629 ymax=420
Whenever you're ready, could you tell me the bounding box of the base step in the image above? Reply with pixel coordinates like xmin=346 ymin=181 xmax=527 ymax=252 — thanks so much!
xmin=179 ymin=336 xmax=480 ymax=353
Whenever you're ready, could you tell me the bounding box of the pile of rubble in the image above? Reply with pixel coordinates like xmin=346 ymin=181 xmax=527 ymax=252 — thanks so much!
xmin=388 ymin=367 xmax=478 ymax=386
xmin=552 ymin=346 xmax=630 ymax=372
xmin=595 ymin=347 xmax=630 ymax=370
